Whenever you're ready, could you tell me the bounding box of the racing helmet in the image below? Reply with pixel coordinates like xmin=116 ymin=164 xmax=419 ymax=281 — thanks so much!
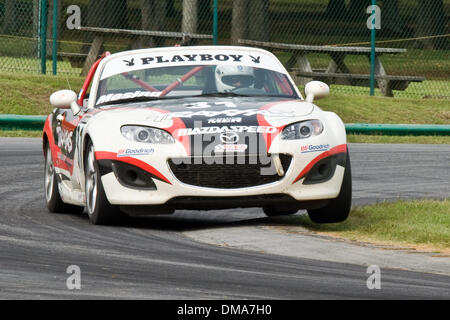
xmin=215 ymin=65 xmax=255 ymax=92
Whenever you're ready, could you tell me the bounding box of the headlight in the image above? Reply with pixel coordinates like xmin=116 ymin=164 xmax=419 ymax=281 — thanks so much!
xmin=281 ymin=120 xmax=323 ymax=140
xmin=121 ymin=126 xmax=175 ymax=144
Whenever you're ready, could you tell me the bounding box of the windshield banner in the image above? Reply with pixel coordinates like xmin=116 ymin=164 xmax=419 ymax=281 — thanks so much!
xmin=100 ymin=48 xmax=286 ymax=80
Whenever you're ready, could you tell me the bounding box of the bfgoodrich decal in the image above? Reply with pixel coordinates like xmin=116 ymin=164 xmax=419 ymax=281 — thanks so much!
xmin=118 ymin=148 xmax=155 ymax=157
xmin=300 ymin=144 xmax=330 ymax=153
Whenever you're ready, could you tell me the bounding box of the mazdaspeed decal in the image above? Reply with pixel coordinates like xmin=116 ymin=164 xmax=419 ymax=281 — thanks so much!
xmin=176 ymin=125 xmax=277 ymax=137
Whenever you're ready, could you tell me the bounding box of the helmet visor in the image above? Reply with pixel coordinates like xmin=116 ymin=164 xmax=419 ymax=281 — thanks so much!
xmin=221 ymin=75 xmax=255 ymax=87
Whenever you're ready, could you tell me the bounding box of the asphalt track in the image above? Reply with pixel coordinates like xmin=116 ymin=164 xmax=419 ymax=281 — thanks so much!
xmin=0 ymin=138 xmax=449 ymax=299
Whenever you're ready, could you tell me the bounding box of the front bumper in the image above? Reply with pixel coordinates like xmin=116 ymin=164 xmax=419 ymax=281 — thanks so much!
xmin=98 ymin=148 xmax=346 ymax=208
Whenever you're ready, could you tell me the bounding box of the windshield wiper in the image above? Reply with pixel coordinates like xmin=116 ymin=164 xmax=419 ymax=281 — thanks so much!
xmin=197 ymin=92 xmax=251 ymax=98
xmin=198 ymin=92 xmax=296 ymax=99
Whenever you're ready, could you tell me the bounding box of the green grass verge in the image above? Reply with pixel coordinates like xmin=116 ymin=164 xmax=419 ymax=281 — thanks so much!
xmin=315 ymin=91 xmax=450 ymax=125
xmin=1 ymin=71 xmax=449 ymax=121
xmin=0 ymin=72 xmax=84 ymax=115
xmin=0 ymin=130 xmax=43 ymax=138
xmin=293 ymin=199 xmax=450 ymax=254
xmin=347 ymin=134 xmax=450 ymax=144
xmin=0 ymin=72 xmax=449 ymax=143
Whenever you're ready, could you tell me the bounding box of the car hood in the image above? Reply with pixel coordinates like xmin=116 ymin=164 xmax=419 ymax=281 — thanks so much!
xmin=91 ymin=96 xmax=314 ymax=126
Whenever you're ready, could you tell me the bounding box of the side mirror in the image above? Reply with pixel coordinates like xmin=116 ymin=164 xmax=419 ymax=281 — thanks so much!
xmin=49 ymin=90 xmax=81 ymax=115
xmin=304 ymin=81 xmax=330 ymax=103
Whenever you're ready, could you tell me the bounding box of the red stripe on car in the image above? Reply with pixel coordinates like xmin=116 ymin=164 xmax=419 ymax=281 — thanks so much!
xmin=147 ymin=107 xmax=191 ymax=156
xmin=292 ymin=144 xmax=347 ymax=184
xmin=95 ymin=151 xmax=172 ymax=185
xmin=43 ymin=115 xmax=72 ymax=173
xmin=256 ymin=100 xmax=295 ymax=152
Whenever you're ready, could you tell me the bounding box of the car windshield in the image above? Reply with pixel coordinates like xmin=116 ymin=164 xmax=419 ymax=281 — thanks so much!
xmin=96 ymin=54 xmax=299 ymax=106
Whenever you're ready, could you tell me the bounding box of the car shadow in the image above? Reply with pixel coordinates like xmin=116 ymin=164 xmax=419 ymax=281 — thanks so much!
xmin=119 ymin=209 xmax=309 ymax=232
xmin=68 ymin=206 xmax=308 ymax=232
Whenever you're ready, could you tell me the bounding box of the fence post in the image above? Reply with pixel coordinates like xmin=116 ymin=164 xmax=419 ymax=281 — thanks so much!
xmin=40 ymin=0 xmax=48 ymax=74
xmin=52 ymin=0 xmax=58 ymax=75
xmin=369 ymin=0 xmax=377 ymax=96
xmin=213 ymin=0 xmax=218 ymax=45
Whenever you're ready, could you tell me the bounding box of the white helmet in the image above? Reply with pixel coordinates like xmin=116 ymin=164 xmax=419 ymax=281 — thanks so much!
xmin=215 ymin=65 xmax=255 ymax=92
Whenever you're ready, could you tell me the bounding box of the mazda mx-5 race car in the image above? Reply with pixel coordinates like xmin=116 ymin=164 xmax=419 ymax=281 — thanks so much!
xmin=43 ymin=45 xmax=351 ymax=225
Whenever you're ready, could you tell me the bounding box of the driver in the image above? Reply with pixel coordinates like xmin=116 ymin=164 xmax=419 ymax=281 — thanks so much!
xmin=215 ymin=65 xmax=255 ymax=92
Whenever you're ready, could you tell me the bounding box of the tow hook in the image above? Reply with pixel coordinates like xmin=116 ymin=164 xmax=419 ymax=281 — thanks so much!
xmin=272 ymin=154 xmax=285 ymax=177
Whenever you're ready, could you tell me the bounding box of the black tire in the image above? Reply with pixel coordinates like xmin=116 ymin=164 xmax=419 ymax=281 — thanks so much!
xmin=44 ymin=144 xmax=83 ymax=214
xmin=307 ymin=151 xmax=352 ymax=224
xmin=84 ymin=141 xmax=125 ymax=225
xmin=263 ymin=207 xmax=298 ymax=217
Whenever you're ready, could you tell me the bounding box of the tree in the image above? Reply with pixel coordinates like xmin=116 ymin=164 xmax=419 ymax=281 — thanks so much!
xmin=380 ymin=0 xmax=408 ymax=36
xmin=324 ymin=0 xmax=347 ymax=18
xmin=231 ymin=0 xmax=248 ymax=44
xmin=82 ymin=0 xmax=128 ymax=54
xmin=46 ymin=0 xmax=62 ymax=57
xmin=248 ymin=0 xmax=270 ymax=41
xmin=348 ymin=0 xmax=371 ymax=20
xmin=416 ymin=0 xmax=448 ymax=49
xmin=198 ymin=0 xmax=212 ymax=33
xmin=232 ymin=0 xmax=270 ymax=43
xmin=1 ymin=0 xmax=16 ymax=34
xmin=86 ymin=0 xmax=128 ymax=29
xmin=138 ymin=0 xmax=167 ymax=48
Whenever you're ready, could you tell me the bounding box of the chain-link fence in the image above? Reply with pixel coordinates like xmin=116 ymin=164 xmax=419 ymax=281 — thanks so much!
xmin=0 ymin=0 xmax=449 ymax=98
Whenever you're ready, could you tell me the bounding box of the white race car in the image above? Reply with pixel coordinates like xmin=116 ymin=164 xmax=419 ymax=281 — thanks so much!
xmin=43 ymin=46 xmax=351 ymax=225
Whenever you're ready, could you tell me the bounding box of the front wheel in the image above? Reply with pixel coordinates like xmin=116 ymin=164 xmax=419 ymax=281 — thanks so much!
xmin=307 ymin=151 xmax=352 ymax=224
xmin=85 ymin=141 xmax=125 ymax=225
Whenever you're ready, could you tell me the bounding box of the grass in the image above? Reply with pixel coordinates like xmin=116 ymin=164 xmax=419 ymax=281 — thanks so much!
xmin=290 ymin=199 xmax=450 ymax=254
xmin=0 ymin=130 xmax=43 ymax=138
xmin=0 ymin=72 xmax=84 ymax=115
xmin=347 ymin=134 xmax=450 ymax=144
xmin=0 ymin=71 xmax=448 ymax=143
xmin=316 ymin=91 xmax=450 ymax=125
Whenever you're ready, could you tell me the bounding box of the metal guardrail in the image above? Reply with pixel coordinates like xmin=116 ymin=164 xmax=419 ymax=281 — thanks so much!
xmin=1 ymin=115 xmax=449 ymax=136
xmin=0 ymin=115 xmax=48 ymax=131
xmin=344 ymin=123 xmax=450 ymax=136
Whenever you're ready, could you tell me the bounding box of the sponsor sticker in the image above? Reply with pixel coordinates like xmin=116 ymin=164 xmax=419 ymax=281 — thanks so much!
xmin=214 ymin=144 xmax=248 ymax=153
xmin=97 ymin=91 xmax=161 ymax=105
xmin=208 ymin=117 xmax=242 ymax=124
xmin=100 ymin=50 xmax=285 ymax=80
xmin=153 ymin=108 xmax=294 ymax=121
xmin=301 ymin=144 xmax=330 ymax=153
xmin=56 ymin=127 xmax=73 ymax=154
xmin=117 ymin=148 xmax=155 ymax=157
xmin=176 ymin=125 xmax=277 ymax=137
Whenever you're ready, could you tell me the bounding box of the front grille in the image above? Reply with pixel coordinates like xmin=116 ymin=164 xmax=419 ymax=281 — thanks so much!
xmin=168 ymin=154 xmax=292 ymax=189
